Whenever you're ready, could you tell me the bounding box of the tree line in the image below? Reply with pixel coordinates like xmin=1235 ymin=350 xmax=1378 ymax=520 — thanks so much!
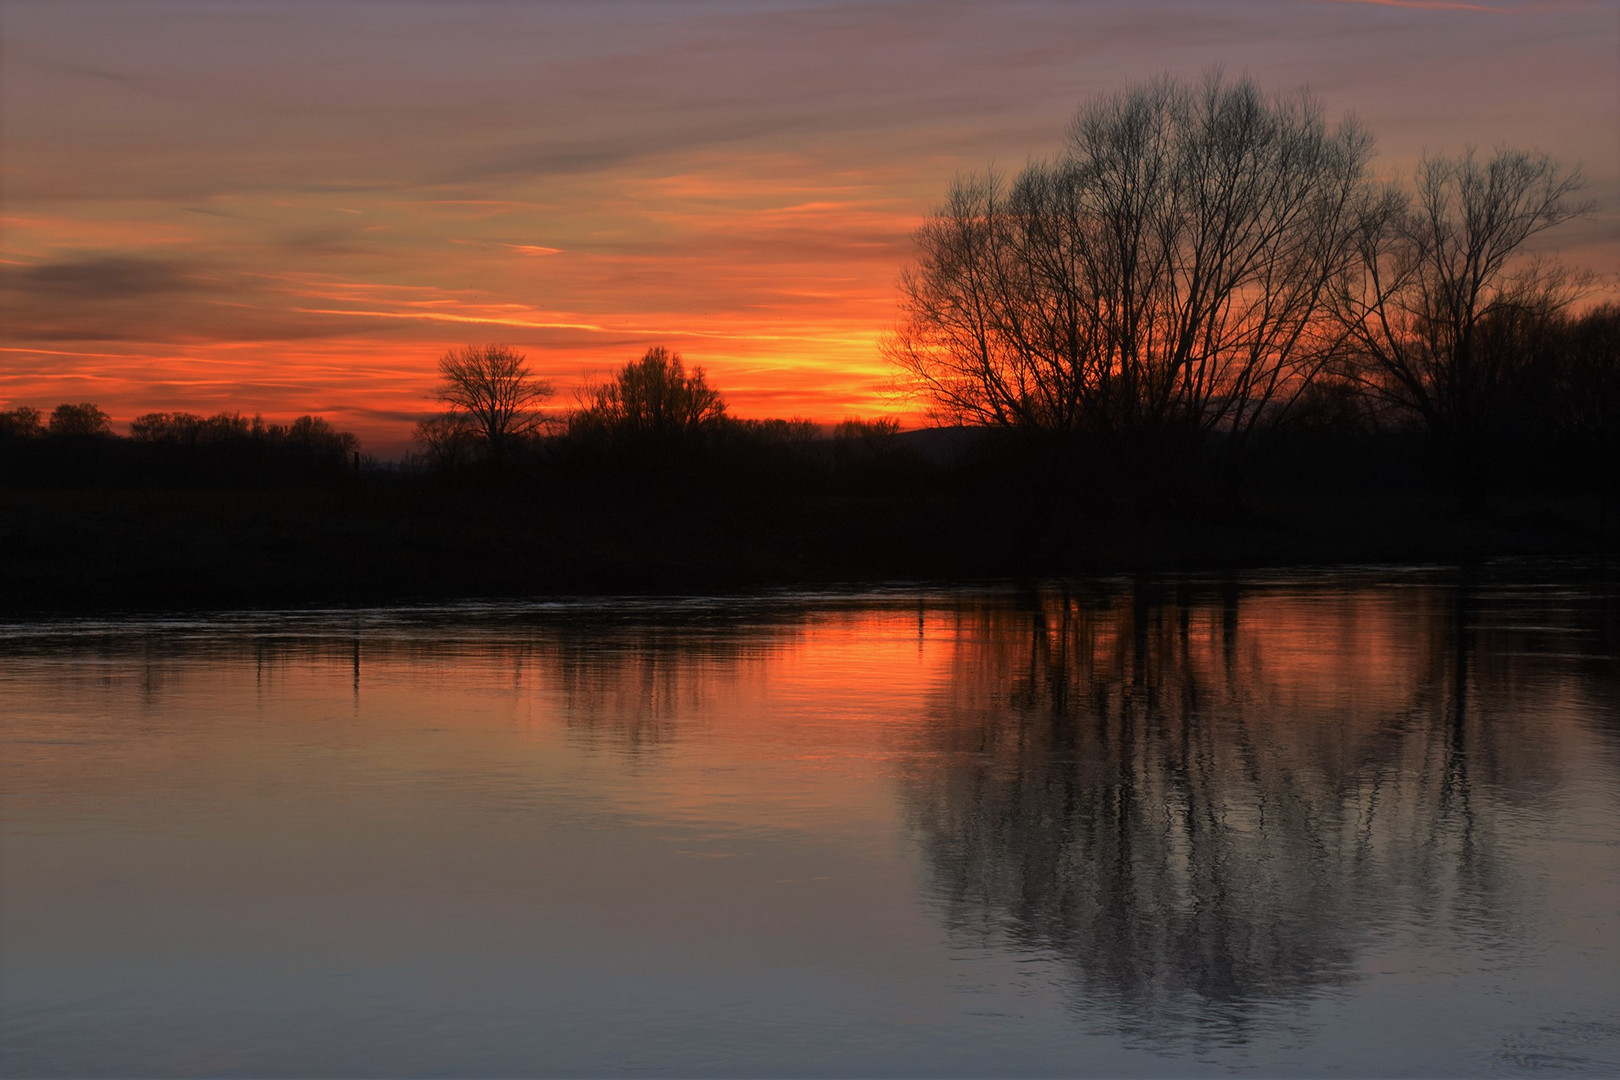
xmin=2 ymin=73 xmax=1612 ymax=522
xmin=886 ymin=72 xmax=1616 ymax=507
xmin=0 ymin=349 xmax=907 ymax=495
xmin=411 ymin=343 xmax=908 ymax=496
xmin=0 ymin=403 xmax=361 ymax=487
xmin=413 ymin=74 xmax=1614 ymax=514
xmin=415 ymin=343 xmax=728 ymax=470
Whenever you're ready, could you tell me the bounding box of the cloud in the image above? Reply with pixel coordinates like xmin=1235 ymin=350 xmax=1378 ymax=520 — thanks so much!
xmin=3 ymin=255 xmax=211 ymax=300
xmin=0 ymin=253 xmax=420 ymax=346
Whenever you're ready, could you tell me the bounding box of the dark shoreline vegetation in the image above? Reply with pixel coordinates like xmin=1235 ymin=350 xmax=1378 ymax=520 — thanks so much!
xmin=5 ymin=75 xmax=1617 ymax=614
xmin=1 ymin=411 xmax=1615 ymax=615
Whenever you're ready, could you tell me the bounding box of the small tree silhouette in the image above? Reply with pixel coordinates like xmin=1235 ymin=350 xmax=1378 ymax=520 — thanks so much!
xmin=435 ymin=344 xmax=553 ymax=463
xmin=574 ymin=346 xmax=726 ymax=440
xmin=0 ymin=406 xmax=44 ymax=439
xmin=47 ymin=402 xmax=112 ymax=437
xmin=412 ymin=413 xmax=479 ymax=472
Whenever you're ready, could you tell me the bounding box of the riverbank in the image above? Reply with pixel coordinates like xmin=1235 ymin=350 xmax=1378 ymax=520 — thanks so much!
xmin=2 ymin=484 xmax=1613 ymax=614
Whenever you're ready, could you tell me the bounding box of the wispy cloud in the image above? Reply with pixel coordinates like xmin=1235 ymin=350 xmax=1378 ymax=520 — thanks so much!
xmin=286 ymin=305 xmax=875 ymax=346
xmin=290 ymin=307 xmax=611 ymax=333
xmin=2 ymin=255 xmax=213 ymax=300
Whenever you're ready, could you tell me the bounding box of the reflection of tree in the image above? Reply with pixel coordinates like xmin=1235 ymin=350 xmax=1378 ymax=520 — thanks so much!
xmin=0 ymin=607 xmax=804 ymax=756
xmin=550 ymin=620 xmax=774 ymax=753
xmin=903 ymin=577 xmax=1613 ymax=1043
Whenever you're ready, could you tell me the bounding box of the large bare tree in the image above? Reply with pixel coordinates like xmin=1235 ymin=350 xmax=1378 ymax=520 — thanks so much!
xmin=1329 ymin=148 xmax=1592 ymax=452
xmin=434 ymin=344 xmax=553 ymax=463
xmin=887 ymin=73 xmax=1374 ymax=469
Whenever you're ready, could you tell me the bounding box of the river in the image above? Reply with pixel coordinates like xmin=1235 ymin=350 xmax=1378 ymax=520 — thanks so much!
xmin=3 ymin=564 xmax=1617 ymax=1076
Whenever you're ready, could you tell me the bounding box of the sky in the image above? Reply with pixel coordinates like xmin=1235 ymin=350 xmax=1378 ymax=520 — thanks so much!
xmin=2 ymin=0 xmax=1616 ymax=455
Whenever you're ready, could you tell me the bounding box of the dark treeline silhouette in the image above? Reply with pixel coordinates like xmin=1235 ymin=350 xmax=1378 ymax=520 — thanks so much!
xmin=1 ymin=321 xmax=1615 ymax=613
xmin=409 ymin=344 xmax=928 ymax=506
xmin=1281 ymin=302 xmax=1620 ymax=497
xmin=2 ymin=75 xmax=1616 ymax=609
xmin=0 ymin=351 xmax=952 ymax=608
xmin=397 ymin=327 xmax=1616 ymax=597
xmin=887 ymin=72 xmax=1613 ymax=518
xmin=0 ymin=405 xmax=361 ymax=488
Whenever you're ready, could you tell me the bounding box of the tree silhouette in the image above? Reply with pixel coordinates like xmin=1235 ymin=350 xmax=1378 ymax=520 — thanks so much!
xmin=0 ymin=406 xmax=44 ymax=439
xmin=435 ymin=344 xmax=553 ymax=463
xmin=47 ymin=402 xmax=112 ymax=437
xmin=130 ymin=411 xmax=253 ymax=444
xmin=412 ymin=413 xmax=479 ymax=472
xmin=887 ymin=73 xmax=1373 ymax=474
xmin=574 ymin=346 xmax=726 ymax=440
xmin=1331 ymin=148 xmax=1591 ymax=475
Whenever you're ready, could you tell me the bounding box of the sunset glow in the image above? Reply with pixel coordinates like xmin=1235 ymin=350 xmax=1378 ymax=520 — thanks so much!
xmin=3 ymin=1 xmax=1615 ymax=455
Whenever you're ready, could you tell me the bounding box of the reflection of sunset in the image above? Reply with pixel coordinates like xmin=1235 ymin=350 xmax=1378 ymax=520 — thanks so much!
xmin=4 ymin=578 xmax=1618 ymax=1071
xmin=3 ymin=4 xmax=1614 ymax=454
xmin=900 ymin=581 xmax=1617 ymax=1035
xmin=6 ymin=582 xmax=1611 ymax=835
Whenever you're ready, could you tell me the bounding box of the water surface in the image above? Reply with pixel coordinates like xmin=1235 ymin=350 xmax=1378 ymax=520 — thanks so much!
xmin=3 ymin=566 xmax=1617 ymax=1076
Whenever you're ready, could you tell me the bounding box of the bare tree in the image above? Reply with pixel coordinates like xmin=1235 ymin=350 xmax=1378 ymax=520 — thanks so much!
xmin=573 ymin=346 xmax=726 ymax=440
xmin=435 ymin=344 xmax=553 ymax=462
xmin=1330 ymin=148 xmax=1593 ymax=453
xmin=887 ymin=73 xmax=1374 ymax=473
xmin=411 ymin=413 xmax=478 ymax=472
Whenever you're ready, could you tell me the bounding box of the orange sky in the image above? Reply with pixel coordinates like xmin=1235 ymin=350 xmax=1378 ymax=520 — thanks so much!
xmin=2 ymin=0 xmax=1616 ymax=456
